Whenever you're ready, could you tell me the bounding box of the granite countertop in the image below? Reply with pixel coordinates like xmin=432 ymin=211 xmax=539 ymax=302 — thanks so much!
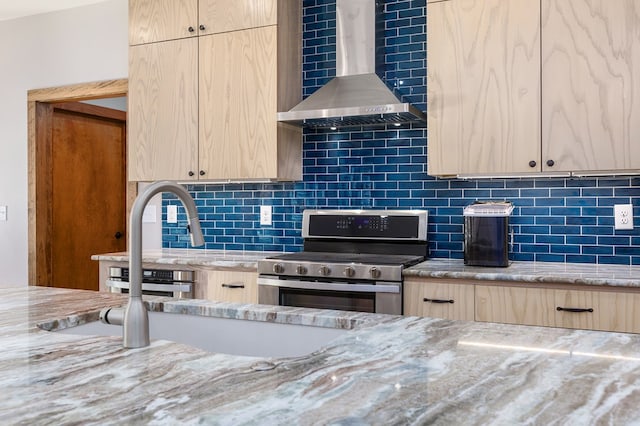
xmin=4 ymin=286 xmax=640 ymax=424
xmin=91 ymin=248 xmax=284 ymax=270
xmin=405 ymin=259 xmax=640 ymax=288
xmin=93 ymin=249 xmax=640 ymax=289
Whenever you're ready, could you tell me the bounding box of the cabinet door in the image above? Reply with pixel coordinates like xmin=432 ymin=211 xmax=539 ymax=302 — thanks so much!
xmin=555 ymin=290 xmax=640 ymax=333
xmin=542 ymin=0 xmax=640 ymax=172
xmin=404 ymin=278 xmax=475 ymax=321
xmin=553 ymin=289 xmax=595 ymax=330
xmin=199 ymin=270 xmax=258 ymax=304
xmin=129 ymin=0 xmax=198 ymax=45
xmin=128 ymin=39 xmax=199 ymax=181
xmin=591 ymin=291 xmax=640 ymax=333
xmin=475 ymin=285 xmax=555 ymax=327
xmin=427 ymin=0 xmax=540 ymax=176
xmin=199 ymin=27 xmax=279 ymax=180
xmin=199 ymin=0 xmax=278 ymax=34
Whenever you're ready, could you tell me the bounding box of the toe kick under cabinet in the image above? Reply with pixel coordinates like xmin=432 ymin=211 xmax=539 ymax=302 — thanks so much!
xmin=404 ymin=277 xmax=640 ymax=334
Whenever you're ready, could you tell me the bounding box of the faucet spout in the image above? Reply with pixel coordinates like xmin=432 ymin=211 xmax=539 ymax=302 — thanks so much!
xmin=124 ymin=181 xmax=204 ymax=348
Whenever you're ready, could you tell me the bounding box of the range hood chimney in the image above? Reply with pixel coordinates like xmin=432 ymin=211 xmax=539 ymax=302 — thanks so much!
xmin=278 ymin=0 xmax=426 ymax=129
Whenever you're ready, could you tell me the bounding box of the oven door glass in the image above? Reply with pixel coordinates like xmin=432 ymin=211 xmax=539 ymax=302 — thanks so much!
xmin=279 ymin=288 xmax=375 ymax=313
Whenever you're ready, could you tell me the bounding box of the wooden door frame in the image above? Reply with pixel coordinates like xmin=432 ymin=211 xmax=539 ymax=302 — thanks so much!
xmin=27 ymin=79 xmax=134 ymax=286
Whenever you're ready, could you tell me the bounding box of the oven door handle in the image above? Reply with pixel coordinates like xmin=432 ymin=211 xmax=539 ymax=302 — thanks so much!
xmin=257 ymin=277 xmax=400 ymax=293
xmin=106 ymin=279 xmax=192 ymax=293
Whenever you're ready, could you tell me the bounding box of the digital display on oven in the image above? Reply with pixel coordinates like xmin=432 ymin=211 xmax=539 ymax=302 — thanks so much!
xmin=308 ymin=214 xmax=419 ymax=238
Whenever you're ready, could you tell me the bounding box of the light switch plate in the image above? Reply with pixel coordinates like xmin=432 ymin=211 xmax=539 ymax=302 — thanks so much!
xmin=167 ymin=205 xmax=178 ymax=224
xmin=260 ymin=205 xmax=272 ymax=226
xmin=0 ymin=205 xmax=6 ymax=221
xmin=614 ymin=204 xmax=634 ymax=230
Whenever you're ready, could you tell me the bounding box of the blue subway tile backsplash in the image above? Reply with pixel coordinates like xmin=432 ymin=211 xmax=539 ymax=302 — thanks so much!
xmin=163 ymin=0 xmax=639 ymax=265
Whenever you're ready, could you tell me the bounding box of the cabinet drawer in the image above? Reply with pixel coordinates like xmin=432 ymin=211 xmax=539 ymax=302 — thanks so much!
xmin=556 ymin=290 xmax=640 ymax=334
xmin=404 ymin=278 xmax=475 ymax=321
xmin=200 ymin=270 xmax=258 ymax=304
xmin=477 ymin=285 xmax=640 ymax=334
xmin=475 ymin=285 xmax=555 ymax=327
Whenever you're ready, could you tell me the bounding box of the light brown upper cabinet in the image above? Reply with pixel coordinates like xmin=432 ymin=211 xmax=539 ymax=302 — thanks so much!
xmin=129 ymin=0 xmax=198 ymax=45
xmin=427 ymin=0 xmax=541 ymax=176
xmin=128 ymin=0 xmax=278 ymax=44
xmin=428 ymin=0 xmax=640 ymax=177
xmin=542 ymin=0 xmax=640 ymax=173
xmin=128 ymin=0 xmax=302 ymax=182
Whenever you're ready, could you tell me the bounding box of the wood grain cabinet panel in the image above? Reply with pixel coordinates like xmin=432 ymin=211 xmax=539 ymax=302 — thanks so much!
xmin=195 ymin=270 xmax=258 ymax=304
xmin=557 ymin=290 xmax=640 ymax=334
xmin=129 ymin=0 xmax=198 ymax=45
xmin=128 ymin=39 xmax=199 ymax=181
xmin=475 ymin=285 xmax=556 ymax=327
xmin=404 ymin=278 xmax=475 ymax=321
xmin=476 ymin=284 xmax=640 ymax=334
xmin=427 ymin=0 xmax=541 ymax=176
xmin=200 ymin=0 xmax=278 ymax=34
xmin=553 ymin=289 xmax=595 ymax=330
xmin=541 ymin=0 xmax=640 ymax=172
xmin=199 ymin=27 xmax=279 ymax=180
xmin=127 ymin=0 xmax=301 ymax=182
xmin=428 ymin=0 xmax=640 ymax=176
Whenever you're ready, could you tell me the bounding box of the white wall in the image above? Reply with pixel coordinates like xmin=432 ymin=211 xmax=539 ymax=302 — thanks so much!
xmin=0 ymin=0 xmax=128 ymax=286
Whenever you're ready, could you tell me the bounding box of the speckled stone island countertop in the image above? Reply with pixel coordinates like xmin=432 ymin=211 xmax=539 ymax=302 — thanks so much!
xmin=93 ymin=249 xmax=640 ymax=288
xmin=5 ymin=286 xmax=640 ymax=424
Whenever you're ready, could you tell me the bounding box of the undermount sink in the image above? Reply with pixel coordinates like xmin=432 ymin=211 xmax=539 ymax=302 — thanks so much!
xmin=53 ymin=311 xmax=348 ymax=358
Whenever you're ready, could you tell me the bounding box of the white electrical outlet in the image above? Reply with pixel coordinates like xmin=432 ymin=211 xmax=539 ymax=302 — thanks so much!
xmin=614 ymin=204 xmax=634 ymax=230
xmin=0 ymin=205 xmax=6 ymax=221
xmin=260 ymin=205 xmax=272 ymax=226
xmin=167 ymin=205 xmax=178 ymax=224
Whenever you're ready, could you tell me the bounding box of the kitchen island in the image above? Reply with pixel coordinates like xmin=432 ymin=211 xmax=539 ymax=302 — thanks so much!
xmin=3 ymin=286 xmax=640 ymax=424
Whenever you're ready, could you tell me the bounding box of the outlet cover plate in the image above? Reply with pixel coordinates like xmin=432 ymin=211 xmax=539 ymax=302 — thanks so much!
xmin=167 ymin=205 xmax=178 ymax=224
xmin=614 ymin=204 xmax=634 ymax=230
xmin=260 ymin=205 xmax=272 ymax=226
xmin=0 ymin=205 xmax=6 ymax=221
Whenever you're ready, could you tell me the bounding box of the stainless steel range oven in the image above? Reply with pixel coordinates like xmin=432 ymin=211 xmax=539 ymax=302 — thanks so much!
xmin=258 ymin=209 xmax=428 ymax=315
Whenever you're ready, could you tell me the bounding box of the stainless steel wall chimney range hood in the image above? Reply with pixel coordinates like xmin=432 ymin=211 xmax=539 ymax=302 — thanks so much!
xmin=277 ymin=0 xmax=426 ymax=129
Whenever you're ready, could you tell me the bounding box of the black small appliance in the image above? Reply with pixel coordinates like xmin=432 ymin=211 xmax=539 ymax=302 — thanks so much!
xmin=463 ymin=201 xmax=513 ymax=267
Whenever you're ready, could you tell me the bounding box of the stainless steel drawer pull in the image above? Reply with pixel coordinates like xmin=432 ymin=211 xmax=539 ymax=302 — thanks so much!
xmin=222 ymin=282 xmax=245 ymax=289
xmin=424 ymin=298 xmax=454 ymax=304
xmin=556 ymin=307 xmax=593 ymax=313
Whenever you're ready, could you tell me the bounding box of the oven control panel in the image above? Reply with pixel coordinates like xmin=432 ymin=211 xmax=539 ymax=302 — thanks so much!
xmin=258 ymin=261 xmax=404 ymax=282
xmin=302 ymin=209 xmax=428 ymax=241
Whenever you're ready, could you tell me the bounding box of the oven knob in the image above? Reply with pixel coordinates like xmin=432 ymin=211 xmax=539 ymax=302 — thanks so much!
xmin=296 ymin=265 xmax=307 ymax=275
xmin=344 ymin=266 xmax=356 ymax=278
xmin=273 ymin=263 xmax=285 ymax=274
xmin=369 ymin=267 xmax=381 ymax=279
xmin=319 ymin=265 xmax=331 ymax=276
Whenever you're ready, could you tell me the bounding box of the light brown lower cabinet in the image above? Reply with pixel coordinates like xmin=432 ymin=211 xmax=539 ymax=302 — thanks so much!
xmin=194 ymin=270 xmax=258 ymax=304
xmin=404 ymin=278 xmax=475 ymax=321
xmin=405 ymin=277 xmax=640 ymax=334
xmin=476 ymin=285 xmax=640 ymax=334
xmin=475 ymin=285 xmax=555 ymax=327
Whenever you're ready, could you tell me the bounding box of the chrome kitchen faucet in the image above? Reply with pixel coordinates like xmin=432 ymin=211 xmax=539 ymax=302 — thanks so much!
xmin=100 ymin=181 xmax=204 ymax=348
